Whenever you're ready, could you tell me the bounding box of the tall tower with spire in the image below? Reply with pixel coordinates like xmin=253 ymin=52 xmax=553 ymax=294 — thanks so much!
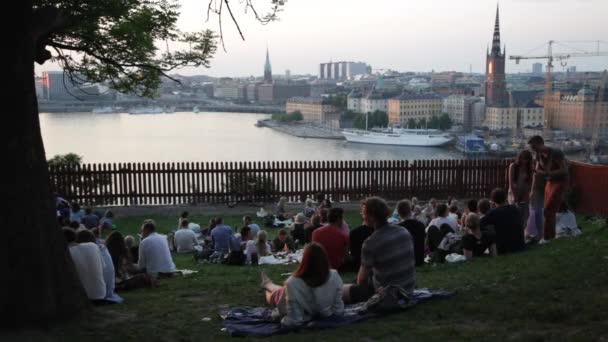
xmin=264 ymin=47 xmax=272 ymax=83
xmin=485 ymin=5 xmax=509 ymax=107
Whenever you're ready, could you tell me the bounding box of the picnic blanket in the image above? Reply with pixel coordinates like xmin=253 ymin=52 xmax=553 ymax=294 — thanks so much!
xmin=258 ymin=250 xmax=304 ymax=265
xmin=219 ymin=288 xmax=455 ymax=337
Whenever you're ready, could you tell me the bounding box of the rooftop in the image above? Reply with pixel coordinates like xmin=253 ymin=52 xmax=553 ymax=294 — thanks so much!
xmin=392 ymin=92 xmax=442 ymax=101
xmin=287 ymin=97 xmax=333 ymax=105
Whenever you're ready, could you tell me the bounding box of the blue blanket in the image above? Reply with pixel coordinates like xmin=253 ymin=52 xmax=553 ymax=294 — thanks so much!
xmin=220 ymin=288 xmax=455 ymax=337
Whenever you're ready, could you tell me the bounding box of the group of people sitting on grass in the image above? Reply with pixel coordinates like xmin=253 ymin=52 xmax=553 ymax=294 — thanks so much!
xmin=58 ymin=199 xmax=181 ymax=302
xmin=57 ymin=135 xmax=582 ymax=325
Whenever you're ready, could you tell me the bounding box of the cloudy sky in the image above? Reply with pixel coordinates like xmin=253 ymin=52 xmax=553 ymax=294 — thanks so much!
xmin=39 ymin=0 xmax=608 ymax=77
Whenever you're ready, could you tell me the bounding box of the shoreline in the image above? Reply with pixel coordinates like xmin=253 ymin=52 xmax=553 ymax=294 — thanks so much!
xmin=257 ymin=120 xmax=345 ymax=140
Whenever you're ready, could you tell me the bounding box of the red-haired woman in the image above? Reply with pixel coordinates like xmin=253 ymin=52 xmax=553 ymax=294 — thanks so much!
xmin=260 ymin=242 xmax=344 ymax=326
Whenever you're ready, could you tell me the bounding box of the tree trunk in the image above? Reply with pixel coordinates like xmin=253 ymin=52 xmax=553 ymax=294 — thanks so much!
xmin=0 ymin=0 xmax=88 ymax=328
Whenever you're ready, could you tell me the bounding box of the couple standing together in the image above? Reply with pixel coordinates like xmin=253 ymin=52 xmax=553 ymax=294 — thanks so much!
xmin=509 ymin=135 xmax=569 ymax=243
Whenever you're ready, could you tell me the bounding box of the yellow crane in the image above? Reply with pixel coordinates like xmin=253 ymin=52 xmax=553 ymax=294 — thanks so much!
xmin=510 ymin=40 xmax=608 ymax=140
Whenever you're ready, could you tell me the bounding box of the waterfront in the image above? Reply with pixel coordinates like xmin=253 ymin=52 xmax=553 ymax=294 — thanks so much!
xmin=39 ymin=112 xmax=463 ymax=163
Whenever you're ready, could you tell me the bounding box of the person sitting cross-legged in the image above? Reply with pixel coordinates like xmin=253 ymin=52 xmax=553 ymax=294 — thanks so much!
xmin=260 ymin=242 xmax=344 ymax=327
xmin=462 ymin=213 xmax=497 ymax=260
xmin=480 ymin=188 xmax=525 ymax=255
xmin=396 ymin=199 xmax=426 ymax=267
xmin=426 ymin=203 xmax=459 ymax=253
xmin=63 ymin=228 xmax=106 ymax=301
xmin=105 ymin=231 xmax=156 ymax=291
xmin=137 ymin=220 xmax=176 ymax=277
xmin=76 ymin=229 xmax=120 ymax=301
xmin=174 ymin=219 xmax=199 ymax=254
xmin=343 ymin=197 xmax=416 ymax=304
xmin=272 ymin=229 xmax=296 ymax=253
xmin=243 ymin=215 xmax=260 ymax=238
xmin=211 ymin=217 xmax=233 ymax=254
xmin=289 ymin=214 xmax=308 ymax=245
xmin=82 ymin=207 xmax=100 ymax=229
xmin=246 ymin=230 xmax=272 ymax=264
xmin=312 ymin=208 xmax=350 ymax=270
xmin=349 ymin=201 xmax=374 ymax=272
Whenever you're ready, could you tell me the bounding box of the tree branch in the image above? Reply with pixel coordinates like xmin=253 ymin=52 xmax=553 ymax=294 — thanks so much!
xmin=224 ymin=0 xmax=245 ymax=41
xmin=49 ymin=41 xmax=183 ymax=84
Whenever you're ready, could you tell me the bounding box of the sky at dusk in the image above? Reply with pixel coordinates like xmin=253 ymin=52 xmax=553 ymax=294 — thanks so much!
xmin=37 ymin=0 xmax=608 ymax=77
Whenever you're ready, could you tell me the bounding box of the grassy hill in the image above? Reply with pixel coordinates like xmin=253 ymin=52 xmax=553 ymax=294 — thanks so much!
xmin=4 ymin=212 xmax=607 ymax=341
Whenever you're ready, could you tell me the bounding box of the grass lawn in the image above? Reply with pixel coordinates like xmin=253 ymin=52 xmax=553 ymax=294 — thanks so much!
xmin=5 ymin=211 xmax=608 ymax=341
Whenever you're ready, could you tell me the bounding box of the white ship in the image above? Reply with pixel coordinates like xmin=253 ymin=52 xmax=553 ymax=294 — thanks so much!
xmin=128 ymin=106 xmax=164 ymax=114
xmin=342 ymin=128 xmax=453 ymax=147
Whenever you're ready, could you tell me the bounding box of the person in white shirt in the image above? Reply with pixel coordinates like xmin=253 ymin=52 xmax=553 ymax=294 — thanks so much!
xmin=426 ymin=203 xmax=459 ymax=233
xmin=138 ymin=220 xmax=176 ymax=276
xmin=64 ymin=228 xmax=106 ymax=300
xmin=448 ymin=204 xmax=460 ymax=221
xmin=243 ymin=215 xmax=260 ymax=238
xmin=260 ymin=242 xmax=344 ymax=327
xmin=174 ymin=219 xmax=199 ymax=254
xmin=76 ymin=229 xmax=122 ymax=302
xmin=426 ymin=203 xmax=460 ymax=253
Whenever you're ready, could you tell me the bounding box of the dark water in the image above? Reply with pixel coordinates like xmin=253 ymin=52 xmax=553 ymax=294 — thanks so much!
xmin=39 ymin=112 xmax=463 ymax=163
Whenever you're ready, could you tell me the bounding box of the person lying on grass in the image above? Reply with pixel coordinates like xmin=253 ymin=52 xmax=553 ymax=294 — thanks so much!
xmin=260 ymin=242 xmax=344 ymax=327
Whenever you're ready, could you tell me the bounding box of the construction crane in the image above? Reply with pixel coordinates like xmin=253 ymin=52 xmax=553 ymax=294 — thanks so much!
xmin=510 ymin=40 xmax=608 ymax=139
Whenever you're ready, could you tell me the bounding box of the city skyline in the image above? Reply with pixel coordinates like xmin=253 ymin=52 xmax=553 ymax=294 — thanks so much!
xmin=37 ymin=0 xmax=608 ymax=78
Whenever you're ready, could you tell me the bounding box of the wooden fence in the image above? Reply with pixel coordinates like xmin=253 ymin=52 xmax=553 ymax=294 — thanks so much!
xmin=48 ymin=159 xmax=511 ymax=206
xmin=569 ymin=161 xmax=608 ymax=216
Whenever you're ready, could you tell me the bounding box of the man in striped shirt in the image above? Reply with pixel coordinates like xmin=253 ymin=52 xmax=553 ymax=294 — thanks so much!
xmin=343 ymin=197 xmax=416 ymax=304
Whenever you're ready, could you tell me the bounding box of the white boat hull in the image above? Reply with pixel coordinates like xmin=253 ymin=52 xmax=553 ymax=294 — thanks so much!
xmin=343 ymin=130 xmax=453 ymax=147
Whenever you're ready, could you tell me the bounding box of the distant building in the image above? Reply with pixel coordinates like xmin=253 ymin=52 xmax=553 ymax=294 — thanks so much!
xmin=485 ymin=6 xmax=509 ymax=108
xmin=214 ymin=84 xmax=246 ymax=100
xmin=533 ymin=63 xmax=543 ymax=75
xmin=347 ymin=89 xmax=394 ymax=114
xmin=387 ymin=93 xmax=443 ymax=125
xmin=443 ymin=95 xmax=484 ymax=131
xmin=42 ymin=71 xmax=114 ymax=101
xmin=286 ymin=97 xmax=340 ymax=123
xmin=264 ymin=48 xmax=272 ymax=83
xmin=472 ymin=100 xmax=487 ymax=128
xmin=484 ymin=106 xmax=544 ymax=130
xmin=548 ymin=76 xmax=608 ymax=138
xmin=568 ymin=66 xmax=577 ymax=73
xmin=246 ymin=83 xmax=261 ymax=101
xmin=310 ymin=81 xmax=338 ymax=98
xmin=319 ymin=61 xmax=369 ymax=80
xmin=431 ymin=72 xmax=462 ymax=85
xmin=258 ymin=83 xmax=311 ymax=103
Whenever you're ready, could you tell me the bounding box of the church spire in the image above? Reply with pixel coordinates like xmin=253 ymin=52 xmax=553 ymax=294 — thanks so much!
xmin=264 ymin=47 xmax=272 ymax=83
xmin=491 ymin=4 xmax=502 ymax=55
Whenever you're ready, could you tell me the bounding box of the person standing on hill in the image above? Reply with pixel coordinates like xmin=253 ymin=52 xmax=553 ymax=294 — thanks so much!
xmin=528 ymin=136 xmax=569 ymax=243
xmin=509 ymin=150 xmax=534 ymax=231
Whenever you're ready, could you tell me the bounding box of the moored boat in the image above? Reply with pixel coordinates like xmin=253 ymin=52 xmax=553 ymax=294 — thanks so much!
xmin=342 ymin=128 xmax=453 ymax=147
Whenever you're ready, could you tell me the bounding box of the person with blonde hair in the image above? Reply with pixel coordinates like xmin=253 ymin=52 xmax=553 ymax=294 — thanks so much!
xmin=462 ymin=213 xmax=497 ymax=260
xmin=290 ymin=213 xmax=307 ymax=244
xmin=303 ymin=199 xmax=316 ymax=219
xmin=246 ymin=230 xmax=271 ymax=263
